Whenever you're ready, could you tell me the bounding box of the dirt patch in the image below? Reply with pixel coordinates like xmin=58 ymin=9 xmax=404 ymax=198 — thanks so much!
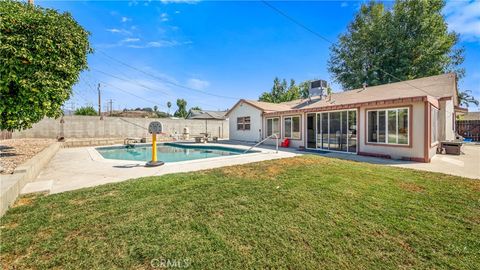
xmin=212 ymin=210 xmax=224 ymax=218
xmin=36 ymin=229 xmax=53 ymax=240
xmin=13 ymin=197 xmax=34 ymax=207
xmin=396 ymin=238 xmax=415 ymax=253
xmin=65 ymin=229 xmax=83 ymax=241
xmin=1 ymin=222 xmax=19 ymax=229
xmin=219 ymin=156 xmax=319 ymax=180
xmin=398 ymin=182 xmax=425 ymax=193
xmin=0 ymin=138 xmax=55 ymax=174
xmin=467 ymin=181 xmax=480 ymax=192
xmin=69 ymin=199 xmax=89 ymax=206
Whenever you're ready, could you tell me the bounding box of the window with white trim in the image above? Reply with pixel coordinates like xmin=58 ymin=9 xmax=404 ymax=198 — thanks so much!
xmin=284 ymin=116 xmax=301 ymax=139
xmin=367 ymin=107 xmax=409 ymax=145
xmin=431 ymin=107 xmax=439 ymax=144
xmin=237 ymin=117 xmax=250 ymax=130
xmin=266 ymin=117 xmax=279 ymax=137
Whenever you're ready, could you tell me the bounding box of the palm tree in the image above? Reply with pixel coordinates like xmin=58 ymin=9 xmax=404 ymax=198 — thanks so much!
xmin=167 ymin=101 xmax=172 ymax=116
xmin=458 ymin=90 xmax=479 ymax=108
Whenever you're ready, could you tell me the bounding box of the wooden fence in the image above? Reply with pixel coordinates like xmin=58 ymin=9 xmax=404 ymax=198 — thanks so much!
xmin=457 ymin=120 xmax=480 ymax=141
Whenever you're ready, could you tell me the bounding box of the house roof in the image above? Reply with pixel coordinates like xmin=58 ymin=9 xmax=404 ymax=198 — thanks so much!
xmin=227 ymin=73 xmax=458 ymax=116
xmin=187 ymin=109 xmax=228 ymax=120
xmin=308 ymin=73 xmax=456 ymax=108
xmin=460 ymin=112 xmax=480 ymax=121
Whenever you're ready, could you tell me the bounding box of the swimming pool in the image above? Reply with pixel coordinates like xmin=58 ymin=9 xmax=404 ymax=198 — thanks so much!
xmin=96 ymin=143 xmax=254 ymax=163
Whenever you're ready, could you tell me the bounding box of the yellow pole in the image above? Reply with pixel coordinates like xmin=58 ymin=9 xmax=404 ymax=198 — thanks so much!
xmin=152 ymin=133 xmax=157 ymax=162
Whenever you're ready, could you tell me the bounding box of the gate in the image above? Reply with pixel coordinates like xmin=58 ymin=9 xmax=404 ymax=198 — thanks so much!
xmin=457 ymin=120 xmax=480 ymax=141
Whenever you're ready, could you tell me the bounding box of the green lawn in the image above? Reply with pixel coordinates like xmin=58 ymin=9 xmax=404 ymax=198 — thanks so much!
xmin=1 ymin=155 xmax=479 ymax=269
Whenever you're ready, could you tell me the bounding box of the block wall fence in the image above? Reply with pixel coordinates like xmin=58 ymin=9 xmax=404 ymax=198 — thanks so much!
xmin=12 ymin=116 xmax=229 ymax=139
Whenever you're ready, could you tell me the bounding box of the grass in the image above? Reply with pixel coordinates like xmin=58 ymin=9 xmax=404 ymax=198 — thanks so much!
xmin=1 ymin=155 xmax=479 ymax=269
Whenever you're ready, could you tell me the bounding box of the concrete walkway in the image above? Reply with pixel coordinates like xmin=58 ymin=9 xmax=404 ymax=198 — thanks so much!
xmin=219 ymin=141 xmax=480 ymax=179
xmin=392 ymin=144 xmax=480 ymax=179
xmin=22 ymin=143 xmax=297 ymax=194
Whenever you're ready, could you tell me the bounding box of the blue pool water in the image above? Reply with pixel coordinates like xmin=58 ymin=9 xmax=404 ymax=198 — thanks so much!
xmin=96 ymin=143 xmax=253 ymax=162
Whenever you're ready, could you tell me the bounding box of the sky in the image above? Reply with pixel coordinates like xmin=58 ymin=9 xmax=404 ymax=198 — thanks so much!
xmin=35 ymin=0 xmax=480 ymax=112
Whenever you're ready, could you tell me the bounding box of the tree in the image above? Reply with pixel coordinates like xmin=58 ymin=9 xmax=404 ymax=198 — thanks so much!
xmin=74 ymin=106 xmax=97 ymax=116
xmin=0 ymin=0 xmax=91 ymax=131
xmin=298 ymin=81 xmax=311 ymax=99
xmin=328 ymin=0 xmax=464 ymax=91
xmin=167 ymin=101 xmax=172 ymax=116
xmin=189 ymin=106 xmax=201 ymax=111
xmin=259 ymin=77 xmax=309 ymax=103
xmin=188 ymin=106 xmax=202 ymax=115
xmin=153 ymin=105 xmax=158 ymax=112
xmin=155 ymin=111 xmax=169 ymax=118
xmin=458 ymin=90 xmax=479 ymax=108
xmin=174 ymin=99 xmax=188 ymax=118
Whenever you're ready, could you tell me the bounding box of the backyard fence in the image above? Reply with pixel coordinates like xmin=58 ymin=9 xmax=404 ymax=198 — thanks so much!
xmin=12 ymin=116 xmax=229 ymax=140
xmin=456 ymin=120 xmax=480 ymax=141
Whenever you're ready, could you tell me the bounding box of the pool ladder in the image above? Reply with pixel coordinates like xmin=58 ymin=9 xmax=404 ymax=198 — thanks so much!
xmin=243 ymin=134 xmax=279 ymax=154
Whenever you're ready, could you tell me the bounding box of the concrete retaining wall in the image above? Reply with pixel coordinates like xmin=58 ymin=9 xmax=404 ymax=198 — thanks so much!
xmin=13 ymin=116 xmax=229 ymax=139
xmin=0 ymin=142 xmax=61 ymax=216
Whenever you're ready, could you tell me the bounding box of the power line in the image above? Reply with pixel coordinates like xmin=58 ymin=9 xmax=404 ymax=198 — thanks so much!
xmin=96 ymin=50 xmax=240 ymax=100
xmin=92 ymin=68 xmax=172 ymax=97
xmin=261 ymin=0 xmax=333 ymax=45
xmin=261 ymin=0 xmax=443 ymax=98
xmin=99 ymin=80 xmax=165 ymax=107
xmin=72 ymin=90 xmax=89 ymax=103
xmin=89 ymin=69 xmax=222 ymax=110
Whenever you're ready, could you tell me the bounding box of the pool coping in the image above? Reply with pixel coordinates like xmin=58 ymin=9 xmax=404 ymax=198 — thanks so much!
xmin=87 ymin=142 xmax=275 ymax=166
xmin=20 ymin=142 xmax=299 ymax=195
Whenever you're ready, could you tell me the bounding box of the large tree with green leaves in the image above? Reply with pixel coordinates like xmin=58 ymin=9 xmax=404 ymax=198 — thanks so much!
xmin=174 ymin=99 xmax=188 ymax=118
xmin=328 ymin=0 xmax=464 ymax=91
xmin=0 ymin=0 xmax=91 ymax=131
xmin=259 ymin=77 xmax=310 ymax=103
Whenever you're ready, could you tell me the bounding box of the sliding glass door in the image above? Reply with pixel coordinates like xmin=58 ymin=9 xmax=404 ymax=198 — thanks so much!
xmin=308 ymin=110 xmax=357 ymax=153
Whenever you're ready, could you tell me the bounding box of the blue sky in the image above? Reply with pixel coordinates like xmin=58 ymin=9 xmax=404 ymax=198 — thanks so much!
xmin=37 ymin=0 xmax=480 ymax=112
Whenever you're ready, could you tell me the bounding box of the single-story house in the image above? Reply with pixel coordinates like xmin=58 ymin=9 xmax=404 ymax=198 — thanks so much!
xmin=187 ymin=109 xmax=228 ymax=120
xmin=226 ymin=73 xmax=467 ymax=162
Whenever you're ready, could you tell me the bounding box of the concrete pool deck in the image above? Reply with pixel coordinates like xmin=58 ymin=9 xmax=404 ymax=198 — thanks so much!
xmin=21 ymin=141 xmax=479 ymax=195
xmin=21 ymin=143 xmax=298 ymax=194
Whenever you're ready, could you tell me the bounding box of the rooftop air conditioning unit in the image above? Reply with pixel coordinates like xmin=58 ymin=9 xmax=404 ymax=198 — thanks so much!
xmin=309 ymin=79 xmax=328 ymax=98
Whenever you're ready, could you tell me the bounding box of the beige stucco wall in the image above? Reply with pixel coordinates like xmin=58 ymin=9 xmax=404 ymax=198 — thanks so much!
xmin=228 ymin=102 xmax=263 ymax=142
xmin=359 ymin=102 xmax=426 ymax=160
xmin=13 ymin=116 xmax=229 ymax=139
xmin=441 ymin=99 xmax=455 ymax=141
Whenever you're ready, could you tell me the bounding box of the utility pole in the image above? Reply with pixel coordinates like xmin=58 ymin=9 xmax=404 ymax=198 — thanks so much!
xmin=108 ymin=99 xmax=114 ymax=116
xmin=97 ymin=83 xmax=103 ymax=119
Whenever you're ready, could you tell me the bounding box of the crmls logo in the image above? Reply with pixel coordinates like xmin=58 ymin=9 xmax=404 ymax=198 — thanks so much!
xmin=150 ymin=258 xmax=191 ymax=268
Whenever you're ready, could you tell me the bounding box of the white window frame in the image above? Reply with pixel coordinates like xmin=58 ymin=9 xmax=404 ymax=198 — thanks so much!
xmin=266 ymin=117 xmax=280 ymax=137
xmin=307 ymin=109 xmax=357 ymax=154
xmin=237 ymin=116 xmax=251 ymax=131
xmin=431 ymin=106 xmax=439 ymax=145
xmin=366 ymin=107 xmax=409 ymax=145
xmin=283 ymin=115 xmax=301 ymax=140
